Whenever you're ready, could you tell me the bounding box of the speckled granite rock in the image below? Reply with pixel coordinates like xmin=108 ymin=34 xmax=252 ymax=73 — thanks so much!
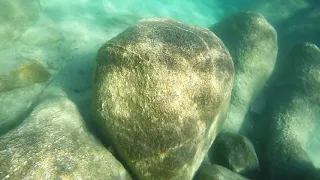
xmin=195 ymin=164 xmax=249 ymax=180
xmin=0 ymin=97 xmax=131 ymax=180
xmin=208 ymin=132 xmax=259 ymax=178
xmin=209 ymin=12 xmax=278 ymax=133
xmin=92 ymin=18 xmax=234 ymax=180
xmin=266 ymin=43 xmax=320 ymax=180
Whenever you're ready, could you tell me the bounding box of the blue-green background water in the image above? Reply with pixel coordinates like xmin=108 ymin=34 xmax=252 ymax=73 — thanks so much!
xmin=0 ymin=0 xmax=319 ymax=179
xmin=1 ymin=0 xmax=318 ymax=71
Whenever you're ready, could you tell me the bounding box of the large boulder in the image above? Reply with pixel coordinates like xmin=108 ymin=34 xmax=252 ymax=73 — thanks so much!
xmin=267 ymin=2 xmax=320 ymax=88
xmin=265 ymin=43 xmax=320 ymax=180
xmin=195 ymin=164 xmax=249 ymax=180
xmin=208 ymin=132 xmax=260 ymax=178
xmin=92 ymin=18 xmax=234 ymax=180
xmin=0 ymin=97 xmax=131 ymax=180
xmin=209 ymin=12 xmax=278 ymax=133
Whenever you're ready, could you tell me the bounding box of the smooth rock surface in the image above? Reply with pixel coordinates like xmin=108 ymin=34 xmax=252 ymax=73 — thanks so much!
xmin=0 ymin=97 xmax=131 ymax=180
xmin=208 ymin=132 xmax=260 ymax=178
xmin=209 ymin=12 xmax=278 ymax=133
xmin=195 ymin=164 xmax=249 ymax=180
xmin=92 ymin=18 xmax=234 ymax=180
xmin=266 ymin=43 xmax=320 ymax=180
xmin=0 ymin=84 xmax=44 ymax=135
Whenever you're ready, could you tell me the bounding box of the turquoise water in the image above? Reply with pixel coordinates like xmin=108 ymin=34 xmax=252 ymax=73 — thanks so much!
xmin=0 ymin=0 xmax=319 ymax=180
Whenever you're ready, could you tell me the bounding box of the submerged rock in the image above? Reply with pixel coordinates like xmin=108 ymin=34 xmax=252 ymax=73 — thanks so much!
xmin=92 ymin=18 xmax=234 ymax=180
xmin=209 ymin=12 xmax=278 ymax=133
xmin=239 ymin=111 xmax=271 ymax=180
xmin=0 ymin=60 xmax=51 ymax=92
xmin=0 ymin=97 xmax=131 ymax=179
xmin=267 ymin=137 xmax=315 ymax=180
xmin=266 ymin=43 xmax=320 ymax=180
xmin=208 ymin=132 xmax=259 ymax=178
xmin=195 ymin=164 xmax=249 ymax=180
xmin=0 ymin=84 xmax=44 ymax=135
xmin=0 ymin=59 xmax=50 ymax=135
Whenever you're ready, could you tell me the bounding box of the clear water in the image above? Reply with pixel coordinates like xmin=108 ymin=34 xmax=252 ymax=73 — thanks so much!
xmin=0 ymin=0 xmax=319 ymax=179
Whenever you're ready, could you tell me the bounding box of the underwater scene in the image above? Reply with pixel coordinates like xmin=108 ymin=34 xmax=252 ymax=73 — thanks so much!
xmin=0 ymin=0 xmax=319 ymax=179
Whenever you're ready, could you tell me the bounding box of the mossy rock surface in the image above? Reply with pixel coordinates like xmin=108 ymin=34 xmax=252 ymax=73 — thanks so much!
xmin=0 ymin=60 xmax=50 ymax=135
xmin=0 ymin=60 xmax=50 ymax=92
xmin=0 ymin=97 xmax=131 ymax=180
xmin=92 ymin=18 xmax=234 ymax=180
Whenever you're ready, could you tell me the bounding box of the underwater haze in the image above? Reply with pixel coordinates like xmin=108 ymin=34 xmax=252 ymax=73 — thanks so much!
xmin=0 ymin=0 xmax=319 ymax=180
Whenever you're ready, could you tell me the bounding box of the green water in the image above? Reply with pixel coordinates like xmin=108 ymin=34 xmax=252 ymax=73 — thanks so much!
xmin=0 ymin=0 xmax=319 ymax=180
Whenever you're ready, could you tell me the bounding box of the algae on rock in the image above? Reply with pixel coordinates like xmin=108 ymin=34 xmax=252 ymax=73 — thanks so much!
xmin=0 ymin=97 xmax=131 ymax=180
xmin=0 ymin=59 xmax=51 ymax=135
xmin=0 ymin=60 xmax=51 ymax=92
xmin=92 ymin=18 xmax=234 ymax=180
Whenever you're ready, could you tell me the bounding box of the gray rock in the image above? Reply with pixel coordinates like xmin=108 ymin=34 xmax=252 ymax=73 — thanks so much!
xmin=266 ymin=43 xmax=320 ymax=180
xmin=0 ymin=97 xmax=131 ymax=180
xmin=0 ymin=60 xmax=51 ymax=135
xmin=0 ymin=84 xmax=44 ymax=135
xmin=208 ymin=132 xmax=259 ymax=177
xmin=195 ymin=164 xmax=249 ymax=180
xmin=209 ymin=12 xmax=278 ymax=133
xmin=92 ymin=18 xmax=234 ymax=180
